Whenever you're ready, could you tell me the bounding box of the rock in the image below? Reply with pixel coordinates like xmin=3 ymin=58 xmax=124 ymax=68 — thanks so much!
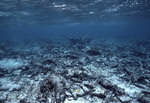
xmin=97 ymin=78 xmax=125 ymax=96
xmin=119 ymin=95 xmax=132 ymax=102
xmin=71 ymin=78 xmax=82 ymax=83
xmin=65 ymin=54 xmax=79 ymax=59
xmin=12 ymin=69 xmax=22 ymax=76
xmin=80 ymin=84 xmax=90 ymax=93
xmin=86 ymin=49 xmax=101 ymax=56
xmin=91 ymin=86 xmax=106 ymax=98
xmin=109 ymin=61 xmax=118 ymax=68
xmin=66 ymin=68 xmax=82 ymax=77
xmin=72 ymin=88 xmax=85 ymax=99
xmin=66 ymin=68 xmax=92 ymax=80
xmin=65 ymin=91 xmax=72 ymax=97
xmin=40 ymin=74 xmax=63 ymax=94
xmin=72 ymin=92 xmax=78 ymax=100
xmin=8 ymin=84 xmax=22 ymax=92
xmin=82 ymin=81 xmax=94 ymax=89
xmin=79 ymin=57 xmax=90 ymax=65
xmin=137 ymin=77 xmax=149 ymax=84
xmin=76 ymin=89 xmax=85 ymax=97
xmin=67 ymin=97 xmax=74 ymax=101
xmin=42 ymin=59 xmax=55 ymax=65
xmin=39 ymin=74 xmax=67 ymax=102
xmin=63 ymin=60 xmax=73 ymax=67
xmin=43 ymin=64 xmax=51 ymax=69
xmin=97 ymin=78 xmax=113 ymax=89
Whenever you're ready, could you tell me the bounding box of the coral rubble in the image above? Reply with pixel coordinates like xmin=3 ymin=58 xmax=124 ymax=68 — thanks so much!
xmin=0 ymin=38 xmax=150 ymax=103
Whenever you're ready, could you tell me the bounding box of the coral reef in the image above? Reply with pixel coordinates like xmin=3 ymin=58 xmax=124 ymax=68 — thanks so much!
xmin=0 ymin=38 xmax=150 ymax=103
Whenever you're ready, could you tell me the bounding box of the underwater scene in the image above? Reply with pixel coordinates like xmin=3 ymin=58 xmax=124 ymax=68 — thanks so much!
xmin=0 ymin=0 xmax=150 ymax=103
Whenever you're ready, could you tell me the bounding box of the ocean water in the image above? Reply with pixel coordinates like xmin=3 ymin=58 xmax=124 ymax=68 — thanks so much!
xmin=0 ymin=0 xmax=150 ymax=103
xmin=1 ymin=22 xmax=150 ymax=40
xmin=0 ymin=0 xmax=150 ymax=40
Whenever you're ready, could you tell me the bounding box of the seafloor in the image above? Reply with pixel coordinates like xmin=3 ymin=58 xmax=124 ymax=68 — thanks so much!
xmin=0 ymin=36 xmax=150 ymax=103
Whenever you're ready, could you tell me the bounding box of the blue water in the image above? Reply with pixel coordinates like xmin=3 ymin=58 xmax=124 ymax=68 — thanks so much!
xmin=0 ymin=0 xmax=150 ymax=41
xmin=0 ymin=21 xmax=150 ymax=41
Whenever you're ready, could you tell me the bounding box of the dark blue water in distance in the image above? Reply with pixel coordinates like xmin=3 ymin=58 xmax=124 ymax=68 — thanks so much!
xmin=1 ymin=21 xmax=150 ymax=41
xmin=0 ymin=0 xmax=150 ymax=103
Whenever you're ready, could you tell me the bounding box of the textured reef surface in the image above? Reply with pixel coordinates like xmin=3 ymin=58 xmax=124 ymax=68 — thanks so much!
xmin=0 ymin=37 xmax=150 ymax=103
